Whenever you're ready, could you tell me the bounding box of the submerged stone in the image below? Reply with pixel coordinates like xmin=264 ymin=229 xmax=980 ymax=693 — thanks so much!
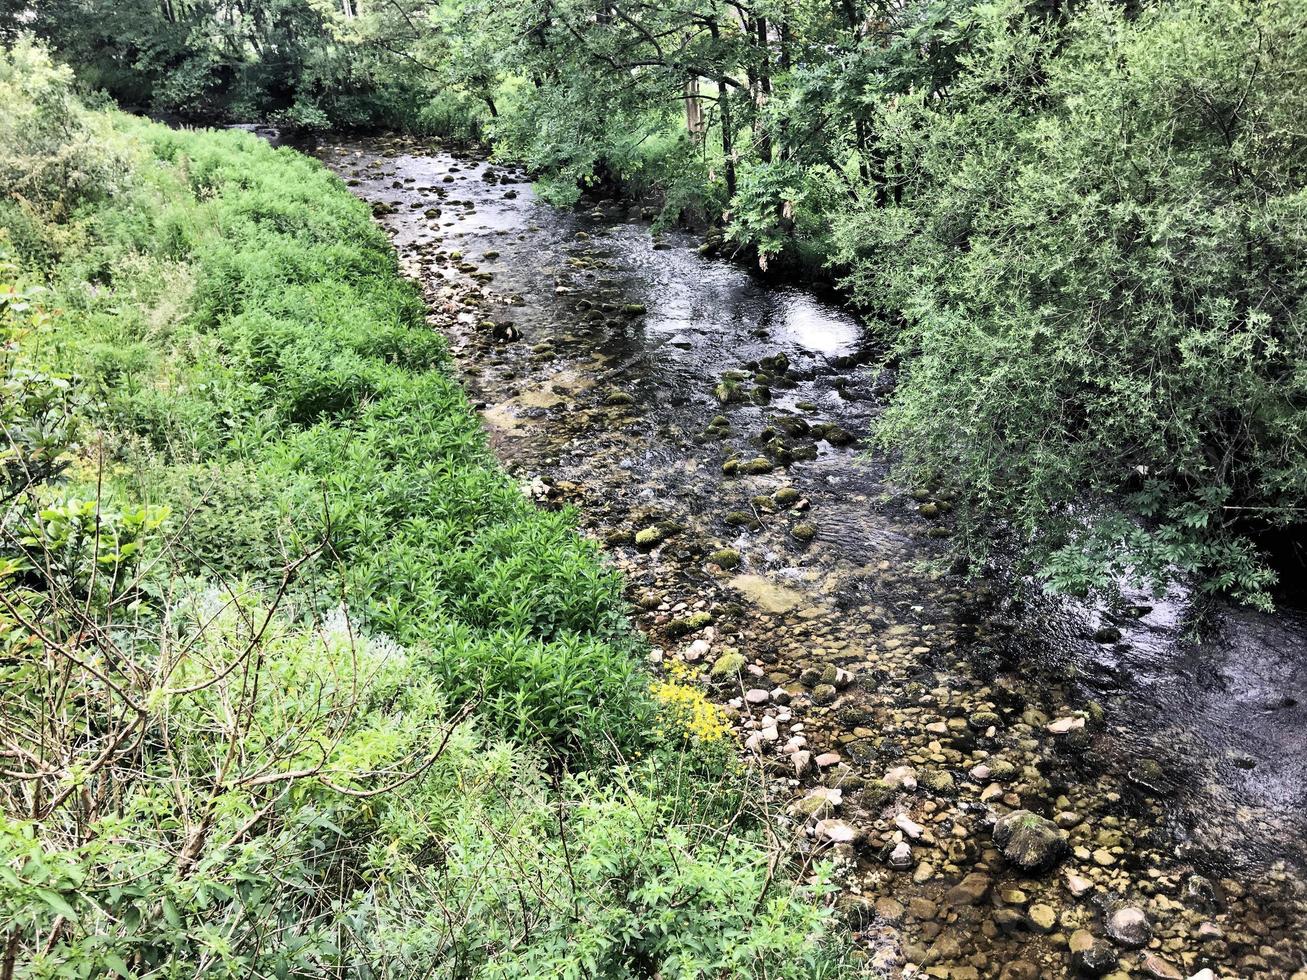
xmin=992 ymin=810 xmax=1068 ymax=873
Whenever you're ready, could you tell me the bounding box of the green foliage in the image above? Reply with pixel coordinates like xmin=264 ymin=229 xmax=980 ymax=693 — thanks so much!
xmin=833 ymin=0 xmax=1307 ymax=606
xmin=364 ymin=766 xmax=851 ymax=979
xmin=0 ymin=44 xmax=856 ymax=977
xmin=0 ymin=39 xmax=132 ymax=220
xmin=5 ymin=0 xmax=451 ymax=133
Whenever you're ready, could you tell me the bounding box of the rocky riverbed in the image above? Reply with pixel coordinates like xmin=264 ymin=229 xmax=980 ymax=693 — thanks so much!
xmin=318 ymin=135 xmax=1307 ymax=980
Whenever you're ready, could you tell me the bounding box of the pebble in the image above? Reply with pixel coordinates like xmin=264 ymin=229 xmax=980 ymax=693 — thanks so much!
xmin=815 ymin=818 xmax=858 ymax=844
xmin=1027 ymin=903 xmax=1056 ymax=932
xmin=1141 ymin=953 xmax=1183 ymax=979
xmin=889 ymin=841 xmax=913 ymax=869
xmin=884 ymin=765 xmax=918 ymax=790
xmin=894 ymin=813 xmax=925 ymax=839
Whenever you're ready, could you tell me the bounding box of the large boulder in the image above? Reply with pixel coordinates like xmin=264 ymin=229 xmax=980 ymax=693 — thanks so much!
xmin=993 ymin=810 xmax=1069 ymax=873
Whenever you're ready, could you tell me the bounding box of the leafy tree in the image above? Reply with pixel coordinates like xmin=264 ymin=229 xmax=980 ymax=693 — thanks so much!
xmin=833 ymin=0 xmax=1307 ymax=606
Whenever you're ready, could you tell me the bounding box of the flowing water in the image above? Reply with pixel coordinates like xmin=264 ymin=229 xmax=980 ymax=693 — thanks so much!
xmin=317 ymin=135 xmax=1307 ymax=979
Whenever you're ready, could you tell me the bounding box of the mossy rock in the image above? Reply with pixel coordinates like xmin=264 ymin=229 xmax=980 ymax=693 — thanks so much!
xmin=790 ymin=444 xmax=818 ymax=462
xmin=724 ymin=511 xmax=761 ymax=531
xmin=709 ymin=548 xmax=741 ymax=569
xmin=605 ymin=389 xmax=635 ymax=406
xmin=604 ymin=528 xmax=633 ymax=546
xmin=992 ymin=810 xmax=1068 ymax=873
xmin=861 ymin=779 xmax=896 ymax=808
xmin=635 ymin=526 xmax=669 ymax=549
xmin=623 ymin=303 xmax=647 ymax=315
xmin=772 ymin=416 xmax=810 ymax=437
xmin=722 ymin=458 xmax=741 ymax=476
xmin=812 ymin=684 xmax=838 ymax=706
xmin=918 ymin=501 xmax=940 ymax=518
xmin=744 ymin=457 xmax=774 ymax=475
xmin=749 ymin=386 xmax=772 ymax=405
xmin=710 ymin=650 xmax=746 ymax=678
xmin=922 ymin=769 xmax=956 ymax=795
xmin=774 ymin=487 xmax=801 ymax=508
xmin=714 ymin=379 xmax=746 ymax=404
xmin=790 ymin=521 xmax=817 ymax=542
xmin=667 ymin=611 xmax=713 ymax=637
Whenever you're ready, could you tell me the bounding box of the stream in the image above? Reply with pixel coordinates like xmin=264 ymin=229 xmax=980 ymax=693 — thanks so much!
xmin=316 ymin=135 xmax=1307 ymax=979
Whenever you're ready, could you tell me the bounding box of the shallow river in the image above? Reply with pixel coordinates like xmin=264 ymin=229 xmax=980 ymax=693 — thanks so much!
xmin=317 ymin=136 xmax=1306 ymax=979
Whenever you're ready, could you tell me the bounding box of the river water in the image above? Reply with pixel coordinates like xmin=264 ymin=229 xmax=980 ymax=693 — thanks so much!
xmin=317 ymin=135 xmax=1306 ymax=979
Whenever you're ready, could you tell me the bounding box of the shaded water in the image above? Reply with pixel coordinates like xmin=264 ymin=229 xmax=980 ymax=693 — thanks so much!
xmin=319 ymin=136 xmax=1307 ymax=977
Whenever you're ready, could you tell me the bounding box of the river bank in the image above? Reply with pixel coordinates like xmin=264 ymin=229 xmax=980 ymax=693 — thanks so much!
xmin=319 ymin=133 xmax=1307 ymax=980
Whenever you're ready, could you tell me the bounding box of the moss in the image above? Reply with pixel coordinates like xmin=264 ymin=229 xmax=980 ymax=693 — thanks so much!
xmin=710 ymin=650 xmax=747 ymax=678
xmin=724 ymin=511 xmax=761 ymax=531
xmin=708 ymin=547 xmax=741 ymax=569
xmin=635 ymin=526 xmax=668 ymax=548
xmin=773 ymin=487 xmax=801 ymax=507
xmin=667 ymin=610 xmax=713 ymax=637
xmin=790 ymin=521 xmax=817 ymax=542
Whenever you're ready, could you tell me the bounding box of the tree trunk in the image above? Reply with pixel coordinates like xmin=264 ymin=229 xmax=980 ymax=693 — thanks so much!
xmin=685 ymin=76 xmax=705 ymax=140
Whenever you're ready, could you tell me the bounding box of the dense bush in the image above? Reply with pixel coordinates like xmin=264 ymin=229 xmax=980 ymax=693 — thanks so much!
xmin=0 ymin=44 xmax=856 ymax=977
xmin=833 ymin=0 xmax=1307 ymax=606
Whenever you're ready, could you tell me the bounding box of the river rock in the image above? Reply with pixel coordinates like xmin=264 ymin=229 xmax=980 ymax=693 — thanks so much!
xmin=884 ymin=765 xmax=918 ymax=790
xmin=944 ymin=872 xmax=991 ymax=907
xmin=993 ymin=810 xmax=1069 ymax=873
xmin=815 ymin=818 xmax=858 ymax=844
xmin=1027 ymin=903 xmax=1057 ymax=932
xmin=894 ymin=813 xmax=925 ymax=839
xmin=888 ymin=841 xmax=913 ymax=869
xmin=1065 ymin=871 xmax=1095 ymax=897
xmin=791 ymin=787 xmax=842 ymax=820
xmin=1106 ymin=906 xmax=1152 ymax=948
xmin=1141 ymin=953 xmax=1183 ymax=979
xmin=1069 ymin=930 xmax=1117 ymax=976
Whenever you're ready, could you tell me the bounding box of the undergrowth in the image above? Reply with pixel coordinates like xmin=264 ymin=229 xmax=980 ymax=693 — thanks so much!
xmin=0 ymin=41 xmax=859 ymax=979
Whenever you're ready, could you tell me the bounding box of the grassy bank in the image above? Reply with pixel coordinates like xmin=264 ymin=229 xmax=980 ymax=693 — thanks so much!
xmin=0 ymin=43 xmax=856 ymax=978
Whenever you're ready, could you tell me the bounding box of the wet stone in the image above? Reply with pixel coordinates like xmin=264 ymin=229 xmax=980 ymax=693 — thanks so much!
xmin=945 ymin=872 xmax=992 ymax=907
xmin=1106 ymin=906 xmax=1152 ymax=948
xmin=993 ymin=810 xmax=1069 ymax=874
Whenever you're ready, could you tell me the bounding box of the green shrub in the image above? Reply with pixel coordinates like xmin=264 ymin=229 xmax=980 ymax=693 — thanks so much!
xmin=834 ymin=0 xmax=1307 ymax=607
